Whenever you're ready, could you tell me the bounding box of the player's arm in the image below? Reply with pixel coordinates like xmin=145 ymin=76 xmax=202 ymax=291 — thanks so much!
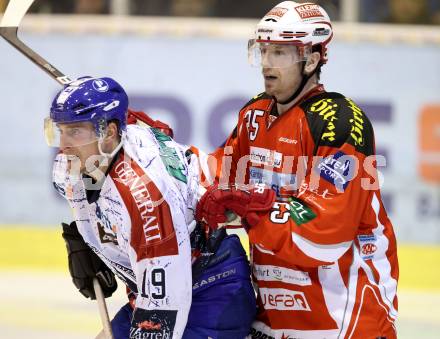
xmin=53 ymin=152 xmax=118 ymax=298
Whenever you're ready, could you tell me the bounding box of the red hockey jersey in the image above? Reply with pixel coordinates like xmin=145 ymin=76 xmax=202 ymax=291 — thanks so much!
xmin=211 ymin=86 xmax=399 ymax=339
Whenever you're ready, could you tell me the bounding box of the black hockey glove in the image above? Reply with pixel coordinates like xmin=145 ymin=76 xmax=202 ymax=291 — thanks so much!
xmin=191 ymin=223 xmax=229 ymax=282
xmin=61 ymin=221 xmax=117 ymax=299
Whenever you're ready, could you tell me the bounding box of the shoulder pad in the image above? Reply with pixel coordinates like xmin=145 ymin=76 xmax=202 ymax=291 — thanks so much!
xmin=301 ymin=92 xmax=374 ymax=156
xmin=240 ymin=92 xmax=272 ymax=111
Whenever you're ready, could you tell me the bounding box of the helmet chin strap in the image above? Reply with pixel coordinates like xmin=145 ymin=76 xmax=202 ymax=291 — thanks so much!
xmin=97 ymin=131 xmax=125 ymax=159
xmin=276 ymin=62 xmax=318 ymax=106
xmin=82 ymin=132 xmax=125 ymax=182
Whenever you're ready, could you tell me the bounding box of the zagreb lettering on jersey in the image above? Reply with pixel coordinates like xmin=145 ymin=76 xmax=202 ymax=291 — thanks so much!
xmin=114 ymin=161 xmax=161 ymax=242
xmin=130 ymin=308 xmax=177 ymax=339
xmin=129 ymin=329 xmax=171 ymax=339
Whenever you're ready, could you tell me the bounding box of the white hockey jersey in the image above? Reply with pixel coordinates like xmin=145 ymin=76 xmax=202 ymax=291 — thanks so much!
xmin=53 ymin=124 xmax=201 ymax=339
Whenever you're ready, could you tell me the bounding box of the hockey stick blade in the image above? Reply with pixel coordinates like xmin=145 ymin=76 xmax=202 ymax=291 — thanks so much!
xmin=0 ymin=0 xmax=35 ymax=27
xmin=0 ymin=0 xmax=71 ymax=85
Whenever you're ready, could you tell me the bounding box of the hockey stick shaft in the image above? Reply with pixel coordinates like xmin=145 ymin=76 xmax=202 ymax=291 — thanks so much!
xmin=93 ymin=278 xmax=115 ymax=339
xmin=0 ymin=0 xmax=71 ymax=85
xmin=0 ymin=26 xmax=71 ymax=84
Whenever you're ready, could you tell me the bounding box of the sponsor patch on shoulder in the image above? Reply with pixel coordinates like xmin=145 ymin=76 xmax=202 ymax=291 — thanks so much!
xmin=315 ymin=151 xmax=356 ymax=191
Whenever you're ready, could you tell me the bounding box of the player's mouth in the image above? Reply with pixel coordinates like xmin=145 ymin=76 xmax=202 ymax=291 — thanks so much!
xmin=264 ymin=75 xmax=278 ymax=81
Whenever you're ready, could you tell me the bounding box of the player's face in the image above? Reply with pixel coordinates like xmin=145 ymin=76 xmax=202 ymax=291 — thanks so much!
xmin=262 ymin=61 xmax=303 ymax=102
xmin=58 ymin=122 xmax=100 ymax=172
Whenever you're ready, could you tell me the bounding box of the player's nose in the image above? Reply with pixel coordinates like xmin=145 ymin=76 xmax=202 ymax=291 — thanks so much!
xmin=59 ymin=136 xmax=72 ymax=152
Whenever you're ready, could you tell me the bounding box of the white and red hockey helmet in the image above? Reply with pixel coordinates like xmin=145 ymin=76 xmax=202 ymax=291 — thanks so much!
xmin=248 ymin=1 xmax=333 ymax=67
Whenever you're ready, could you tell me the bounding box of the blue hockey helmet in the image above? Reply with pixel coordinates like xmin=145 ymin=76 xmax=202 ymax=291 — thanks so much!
xmin=44 ymin=76 xmax=128 ymax=147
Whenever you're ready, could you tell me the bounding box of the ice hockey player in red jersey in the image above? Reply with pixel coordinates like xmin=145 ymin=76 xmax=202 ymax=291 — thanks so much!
xmin=196 ymin=1 xmax=399 ymax=338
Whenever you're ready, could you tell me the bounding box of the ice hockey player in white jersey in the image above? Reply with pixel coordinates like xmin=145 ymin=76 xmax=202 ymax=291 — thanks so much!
xmin=45 ymin=76 xmax=256 ymax=339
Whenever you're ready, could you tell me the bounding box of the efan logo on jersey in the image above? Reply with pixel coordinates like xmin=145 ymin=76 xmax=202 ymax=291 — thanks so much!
xmin=130 ymin=309 xmax=177 ymax=339
xmin=288 ymin=197 xmax=316 ymax=226
xmin=358 ymin=234 xmax=378 ymax=260
xmin=92 ymin=79 xmax=109 ymax=92
xmin=259 ymin=288 xmax=311 ymax=311
xmin=315 ymin=151 xmax=356 ymax=191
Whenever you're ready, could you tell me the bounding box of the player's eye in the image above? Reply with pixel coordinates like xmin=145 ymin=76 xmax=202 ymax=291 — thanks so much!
xmin=67 ymin=128 xmax=81 ymax=137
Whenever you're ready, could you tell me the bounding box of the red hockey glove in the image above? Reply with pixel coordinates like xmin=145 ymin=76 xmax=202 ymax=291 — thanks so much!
xmin=195 ymin=184 xmax=275 ymax=230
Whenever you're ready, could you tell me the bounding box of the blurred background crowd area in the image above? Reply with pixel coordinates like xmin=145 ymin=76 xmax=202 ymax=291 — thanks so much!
xmin=1 ymin=0 xmax=439 ymax=25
